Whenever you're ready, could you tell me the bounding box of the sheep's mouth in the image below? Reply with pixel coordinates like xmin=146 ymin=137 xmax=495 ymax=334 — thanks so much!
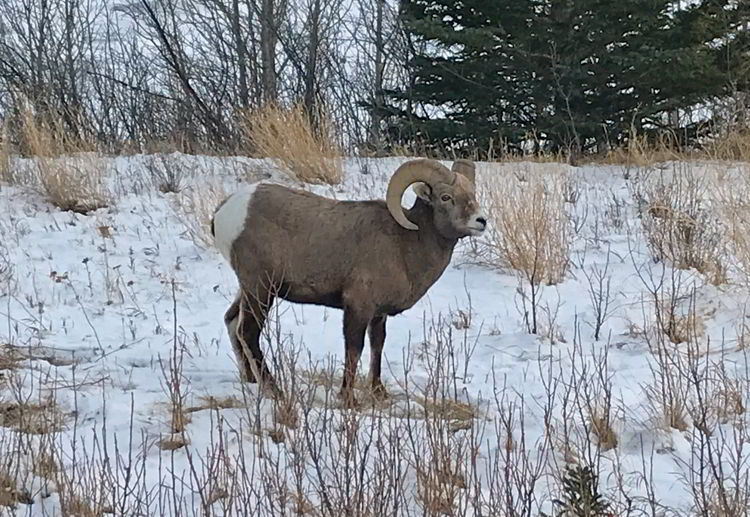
xmin=464 ymin=216 xmax=487 ymax=236
xmin=464 ymin=223 xmax=486 ymax=236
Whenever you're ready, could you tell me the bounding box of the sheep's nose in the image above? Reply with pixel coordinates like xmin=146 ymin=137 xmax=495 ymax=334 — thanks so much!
xmin=475 ymin=216 xmax=487 ymax=227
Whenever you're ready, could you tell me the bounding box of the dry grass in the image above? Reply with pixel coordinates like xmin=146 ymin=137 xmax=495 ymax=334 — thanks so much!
xmin=59 ymin=494 xmax=103 ymax=517
xmin=599 ymin=131 xmax=684 ymax=167
xmin=589 ymin=407 xmax=618 ymax=452
xmin=241 ymin=102 xmax=342 ymax=185
xmin=477 ymin=170 xmax=571 ymax=285
xmin=0 ymin=345 xmax=22 ymax=374
xmin=171 ymin=179 xmax=229 ymax=249
xmin=633 ymin=164 xmax=728 ymax=285
xmin=657 ymin=300 xmax=707 ymax=345
xmin=643 ymin=325 xmax=692 ymax=432
xmin=717 ymin=164 xmax=750 ymax=285
xmin=15 ymin=109 xmax=111 ymax=213
xmin=0 ymin=120 xmax=35 ymax=188
xmin=0 ymin=122 xmax=9 ymax=185
xmin=143 ymin=153 xmax=190 ymax=193
xmin=159 ymin=434 xmax=189 ymax=451
xmin=0 ymin=473 xmax=32 ymax=508
xmin=0 ymin=399 xmax=67 ymax=435
xmin=704 ymin=128 xmax=750 ymax=162
xmin=416 ymin=393 xmax=480 ymax=423
xmin=185 ymin=394 xmax=245 ymax=414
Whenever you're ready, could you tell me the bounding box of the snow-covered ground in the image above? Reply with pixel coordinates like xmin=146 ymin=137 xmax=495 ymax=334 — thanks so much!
xmin=1 ymin=154 xmax=749 ymax=516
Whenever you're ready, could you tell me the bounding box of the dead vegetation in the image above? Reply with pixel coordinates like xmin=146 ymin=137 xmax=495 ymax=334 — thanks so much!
xmin=171 ymin=178 xmax=229 ymax=249
xmin=477 ymin=168 xmax=571 ymax=285
xmin=631 ymin=163 xmax=728 ymax=285
xmin=472 ymin=166 xmax=572 ymax=334
xmin=0 ymin=473 xmax=32 ymax=508
xmin=0 ymin=399 xmax=67 ymax=435
xmin=717 ymin=163 xmax=750 ymax=286
xmin=25 ymin=110 xmax=110 ymax=212
xmin=3 ymin=146 xmax=750 ymax=515
xmin=241 ymin=102 xmax=342 ymax=185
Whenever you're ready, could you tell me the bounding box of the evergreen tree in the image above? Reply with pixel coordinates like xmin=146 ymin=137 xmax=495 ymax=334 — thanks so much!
xmin=384 ymin=0 xmax=749 ymax=158
xmin=383 ymin=0 xmax=539 ymax=156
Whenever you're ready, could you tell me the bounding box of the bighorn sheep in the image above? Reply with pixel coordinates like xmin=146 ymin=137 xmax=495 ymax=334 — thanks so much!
xmin=211 ymin=158 xmax=486 ymax=405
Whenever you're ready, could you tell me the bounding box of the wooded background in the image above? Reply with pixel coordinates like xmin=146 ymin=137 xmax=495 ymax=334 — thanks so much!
xmin=0 ymin=0 xmax=747 ymax=159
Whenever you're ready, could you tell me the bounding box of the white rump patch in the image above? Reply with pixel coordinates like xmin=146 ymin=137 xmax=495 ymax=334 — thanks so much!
xmin=213 ymin=183 xmax=258 ymax=262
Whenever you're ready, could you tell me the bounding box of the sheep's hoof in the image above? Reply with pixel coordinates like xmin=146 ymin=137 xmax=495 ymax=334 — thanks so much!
xmin=240 ymin=367 xmax=258 ymax=383
xmin=260 ymin=379 xmax=284 ymax=400
xmin=337 ymin=389 xmax=360 ymax=409
xmin=372 ymin=382 xmax=389 ymax=400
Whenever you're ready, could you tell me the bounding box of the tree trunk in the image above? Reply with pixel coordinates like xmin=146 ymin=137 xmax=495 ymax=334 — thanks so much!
xmin=232 ymin=0 xmax=249 ymax=108
xmin=260 ymin=0 xmax=278 ymax=104
xmin=303 ymin=0 xmax=321 ymax=131
xmin=369 ymin=0 xmax=385 ymax=154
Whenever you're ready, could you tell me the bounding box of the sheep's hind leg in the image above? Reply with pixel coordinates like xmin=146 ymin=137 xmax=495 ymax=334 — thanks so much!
xmin=236 ymin=288 xmax=283 ymax=399
xmin=367 ymin=315 xmax=388 ymax=399
xmin=225 ymin=292 xmax=256 ymax=383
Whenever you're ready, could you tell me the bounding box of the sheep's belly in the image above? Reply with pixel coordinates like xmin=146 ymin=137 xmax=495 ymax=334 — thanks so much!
xmin=278 ymin=284 xmax=344 ymax=309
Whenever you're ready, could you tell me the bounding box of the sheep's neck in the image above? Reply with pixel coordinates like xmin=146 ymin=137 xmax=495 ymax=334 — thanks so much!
xmin=403 ymin=200 xmax=457 ymax=298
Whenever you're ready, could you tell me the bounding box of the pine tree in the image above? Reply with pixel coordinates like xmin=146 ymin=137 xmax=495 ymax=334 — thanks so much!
xmin=384 ymin=0 xmax=538 ymax=157
xmin=383 ymin=0 xmax=748 ymax=158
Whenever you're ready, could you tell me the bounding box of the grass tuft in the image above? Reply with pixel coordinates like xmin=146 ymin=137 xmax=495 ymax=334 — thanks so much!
xmin=16 ymin=108 xmax=111 ymax=213
xmin=477 ymin=170 xmax=571 ymax=285
xmin=241 ymin=102 xmax=342 ymax=185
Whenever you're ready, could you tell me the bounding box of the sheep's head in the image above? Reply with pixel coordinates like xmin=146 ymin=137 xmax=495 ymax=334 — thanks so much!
xmin=386 ymin=158 xmax=486 ymax=239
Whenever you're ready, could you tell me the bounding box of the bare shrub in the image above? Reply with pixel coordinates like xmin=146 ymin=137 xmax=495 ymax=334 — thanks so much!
xmin=584 ymin=246 xmax=617 ymax=341
xmin=717 ymin=163 xmax=750 ymax=285
xmin=171 ymin=179 xmax=229 ymax=249
xmin=241 ymin=102 xmax=342 ymax=185
xmin=673 ymin=337 xmax=750 ymax=517
xmin=479 ymin=171 xmax=571 ymax=283
xmin=144 ymin=153 xmax=190 ymax=193
xmin=476 ymin=171 xmax=571 ymax=333
xmin=632 ymin=163 xmax=727 ymax=285
xmin=642 ymin=314 xmax=692 ymax=432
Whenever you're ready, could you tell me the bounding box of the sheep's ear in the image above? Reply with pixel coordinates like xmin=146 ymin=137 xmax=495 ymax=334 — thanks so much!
xmin=413 ymin=182 xmax=432 ymax=203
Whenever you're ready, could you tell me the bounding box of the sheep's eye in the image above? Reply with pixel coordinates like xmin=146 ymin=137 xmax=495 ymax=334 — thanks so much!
xmin=440 ymin=194 xmax=452 ymax=202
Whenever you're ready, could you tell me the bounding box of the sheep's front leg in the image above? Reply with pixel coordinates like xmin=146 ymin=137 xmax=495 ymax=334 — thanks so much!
xmin=367 ymin=315 xmax=388 ymax=399
xmin=339 ymin=307 xmax=369 ymax=408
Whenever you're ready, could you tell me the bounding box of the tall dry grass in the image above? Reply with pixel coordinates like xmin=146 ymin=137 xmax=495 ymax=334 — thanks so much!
xmin=716 ymin=164 xmax=750 ymax=286
xmin=470 ymin=168 xmax=572 ymax=334
xmin=632 ymin=163 xmax=728 ymax=285
xmin=9 ymin=108 xmax=112 ymax=213
xmin=0 ymin=121 xmax=9 ymax=185
xmin=171 ymin=179 xmax=229 ymax=249
xmin=599 ymin=130 xmax=684 ymax=167
xmin=703 ymin=128 xmax=750 ymax=162
xmin=241 ymin=103 xmax=342 ymax=185
xmin=477 ymin=170 xmax=571 ymax=286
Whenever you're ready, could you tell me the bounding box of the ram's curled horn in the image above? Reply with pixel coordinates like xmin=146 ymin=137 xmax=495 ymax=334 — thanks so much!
xmin=386 ymin=159 xmax=455 ymax=231
xmin=452 ymin=159 xmax=476 ymax=184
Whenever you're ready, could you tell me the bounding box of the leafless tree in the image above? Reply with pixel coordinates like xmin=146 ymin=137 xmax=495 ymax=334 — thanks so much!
xmin=0 ymin=0 xmax=410 ymax=154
